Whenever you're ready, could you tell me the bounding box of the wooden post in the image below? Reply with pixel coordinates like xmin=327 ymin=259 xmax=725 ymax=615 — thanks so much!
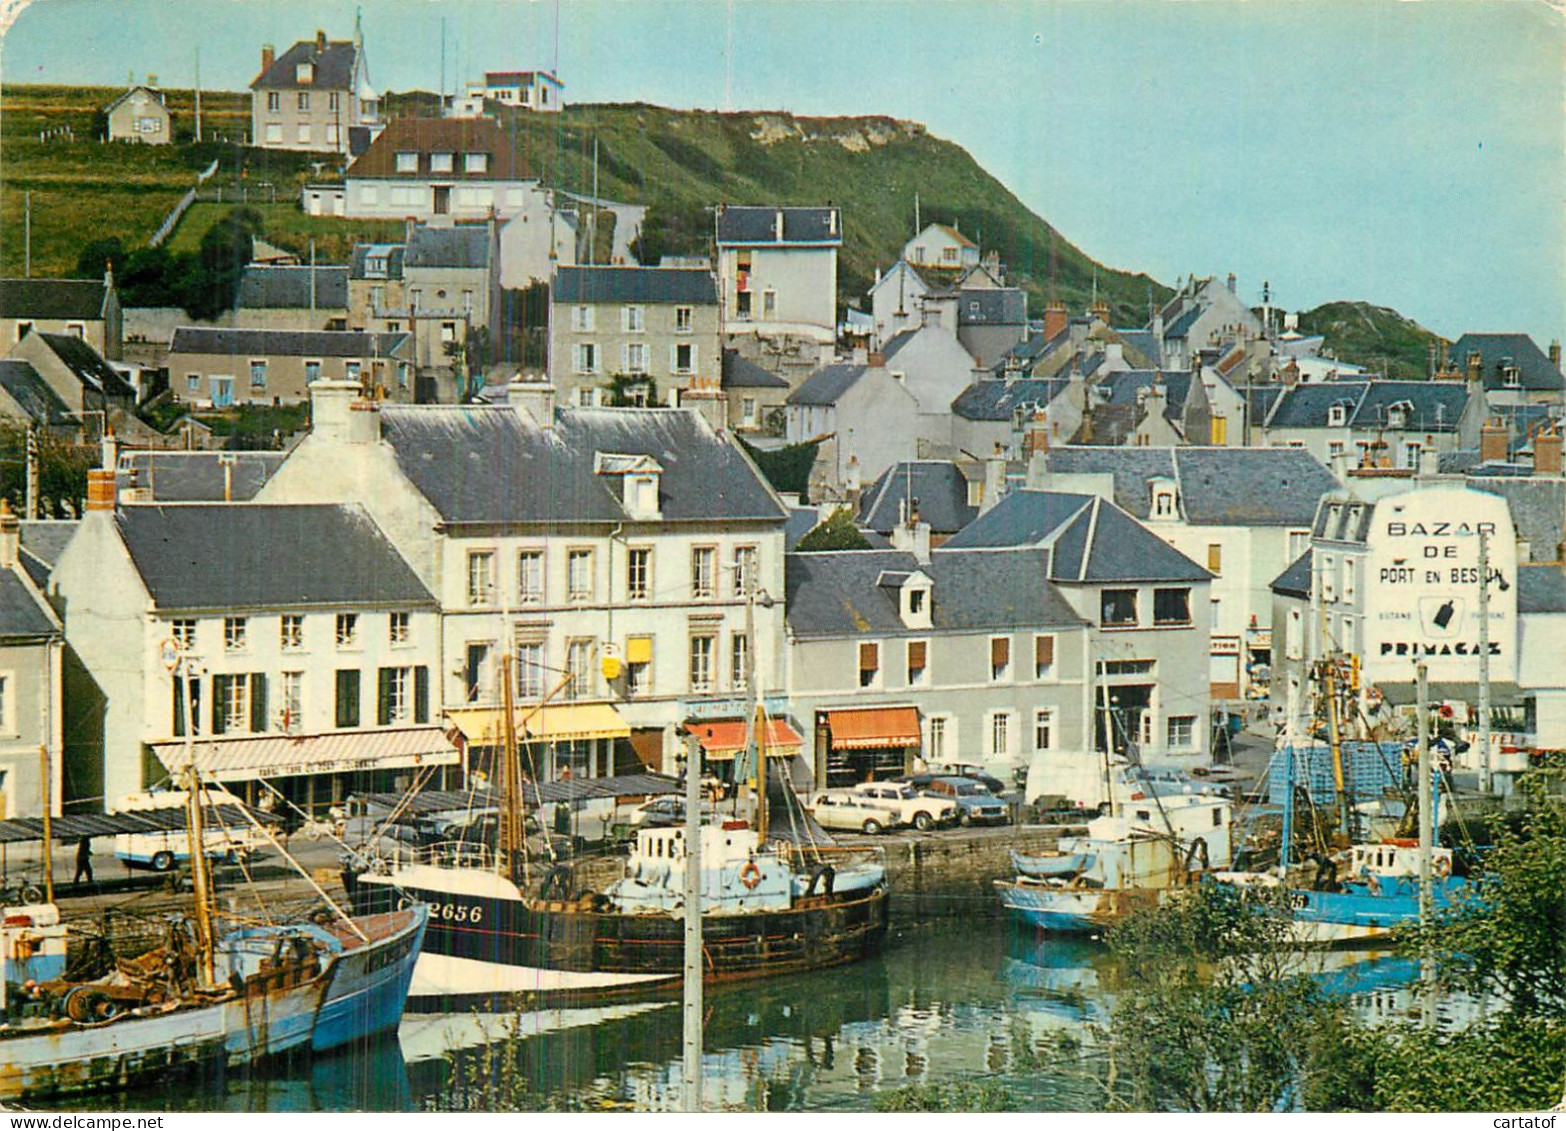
xmin=681 ymin=731 xmax=704 ymax=1112
xmin=38 ymin=745 xmax=52 ymax=902
xmin=1417 ymin=662 xmax=1435 ymax=1028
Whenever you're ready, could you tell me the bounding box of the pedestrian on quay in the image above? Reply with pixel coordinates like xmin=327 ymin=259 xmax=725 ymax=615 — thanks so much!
xmin=73 ymin=836 xmax=93 ymax=885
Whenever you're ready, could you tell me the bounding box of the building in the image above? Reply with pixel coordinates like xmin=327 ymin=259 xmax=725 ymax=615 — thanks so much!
xmin=483 ymin=70 xmax=564 ymax=112
xmin=942 ymin=490 xmax=1214 ymax=764
xmin=249 ymin=29 xmax=378 ymax=153
xmin=1259 ymin=379 xmax=1481 ymax=467
xmin=233 ymin=264 xmax=350 ymax=330
xmin=256 ymin=383 xmax=791 ymax=782
xmin=104 ymin=85 xmax=171 ymax=145
xmin=903 ymin=223 xmax=980 ymax=273
xmin=548 ymin=265 xmax=720 ymax=408
xmin=341 ymin=118 xmax=534 ymax=221
xmin=720 ymin=350 xmax=791 ymax=434
xmin=786 ymin=544 xmax=1087 ymax=787
xmin=0 ymin=503 xmax=64 ymax=819
xmin=0 ymin=358 xmax=77 ymax=435
xmin=1444 ymin=332 xmax=1565 ymax=409
xmin=0 ymin=275 xmax=122 ymax=360
xmin=857 ymin=460 xmax=981 ymax=543
xmin=49 ymin=481 xmax=449 ymax=811
xmin=784 ymin=360 xmax=920 ymax=497
xmin=950 ymin=374 xmax=1082 ymax=460
xmin=877 ymin=323 xmax=982 ymax=446
xmin=716 ymin=206 xmax=841 ymax=348
xmin=1153 ymin=274 xmax=1264 ymax=370
xmin=5 ymin=330 xmax=137 ymax=418
xmin=167 ymin=327 xmax=413 ymax=407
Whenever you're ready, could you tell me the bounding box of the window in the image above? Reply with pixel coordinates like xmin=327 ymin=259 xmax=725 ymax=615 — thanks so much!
xmin=515 ymin=641 xmax=545 ymax=700
xmin=731 ymin=633 xmax=750 ymax=690
xmin=249 ymin=360 xmax=267 ymax=389
xmin=762 ymin=290 xmax=776 ymax=318
xmin=1344 ymin=560 xmax=1356 ymax=601
xmin=1287 ymin=608 xmax=1304 ymax=661
xmin=1327 ymin=404 xmax=1348 ymax=427
xmin=376 ymin=667 xmax=427 ymax=725
xmin=733 ymin=546 xmax=758 ymax=596
xmin=906 ymin=640 xmax=928 ymax=686
xmin=279 ymin=615 xmax=303 ymax=652
xmin=465 ymin=152 xmax=488 ymax=173
xmin=297 ymin=123 xmax=311 ymax=145
xmin=1322 ymin=555 xmax=1337 ymax=603
xmin=212 ymin=673 xmax=259 ymax=736
xmin=467 ymin=551 xmax=496 ymax=605
xmin=1401 ymin=441 xmax=1422 ymax=469
xmin=674 ymin=343 xmax=695 ymax=374
xmin=1154 ymin=588 xmax=1192 ymax=626
xmin=279 ymin=672 xmax=303 ymax=734
xmin=1034 ymin=709 xmax=1055 ymax=753
xmin=464 ymin=642 xmax=493 ymax=703
xmin=622 ymin=305 xmax=644 ymax=332
xmin=927 ymin=716 xmax=949 ymax=762
xmin=518 ymin=549 xmax=544 ymax=605
xmin=265 ymin=123 xmax=282 ymax=144
xmin=691 ymin=547 xmax=715 ymax=598
xmin=462 ymin=290 xmax=474 ymax=316
xmin=1034 ymin=634 xmax=1055 ymax=679
xmin=675 ymin=306 xmax=693 ymax=333
xmin=689 ymin=634 xmax=715 ymax=692
xmin=989 ymin=712 xmax=1013 ymax=761
xmin=1503 ymin=365 xmax=1521 ymax=388
xmin=1328 ymin=440 xmax=1345 ymax=459
xmin=1153 ymin=488 xmax=1176 ymax=518
xmin=571 ymin=305 xmax=595 ymax=331
xmin=989 ymin=635 xmax=1011 ymax=681
xmin=172 ymin=674 xmax=202 ymax=736
xmin=345 ymin=361 xmax=362 ymax=383
xmin=858 ymin=641 xmax=881 ymax=688
xmin=430 ymin=151 xmax=454 ymax=173
xmin=328 ymin=91 xmax=339 ymax=112
xmin=304 ymin=360 xmax=321 ymax=383
xmin=267 ymin=91 xmax=280 ymax=112
xmin=1168 ymin=715 xmax=1198 ymax=748
xmin=1210 ymin=599 xmax=1222 ymax=630
xmin=567 ymin=548 xmax=594 ymax=601
xmin=741 ymin=397 xmax=758 ymax=426
xmin=395 ymin=151 xmax=418 ymax=173
xmin=626 ymin=636 xmax=653 ymax=696
xmin=187 ymin=374 xmax=201 ymax=393
xmin=736 ymin=291 xmax=752 ymax=318
xmin=1206 ymin=544 xmax=1223 ymax=575
xmin=388 ymin=611 xmax=410 ymax=645
xmin=627 ymin=547 xmax=651 ymax=601
xmin=625 ymin=342 xmax=648 ymax=373
xmin=565 ymin=639 xmax=593 ymax=700
xmin=336 ymin=613 xmax=359 ymax=648
xmin=573 ymin=343 xmax=599 ymax=374
xmin=223 ymin=617 xmax=248 ymax=652
xmin=172 ymin=619 xmax=197 ymax=648
xmin=1101 ymin=589 xmax=1138 ymax=627
xmin=297 ymin=91 xmax=311 ymax=111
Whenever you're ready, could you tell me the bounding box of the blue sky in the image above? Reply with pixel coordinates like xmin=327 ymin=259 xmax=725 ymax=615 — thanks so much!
xmin=3 ymin=0 xmax=1561 ymax=344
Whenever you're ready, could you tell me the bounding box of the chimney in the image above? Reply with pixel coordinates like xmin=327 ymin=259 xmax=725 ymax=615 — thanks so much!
xmin=261 ymin=44 xmax=275 ymax=73
xmin=99 ymin=430 xmax=118 ymax=471
xmin=1226 ymin=273 xmax=1237 ymax=294
xmin=1534 ymin=428 xmax=1562 ymax=476
xmin=889 ymin=516 xmax=932 ymax=565
xmin=1551 ymin=340 xmax=1562 ymax=370
xmin=828 ymin=208 xmax=838 ymax=237
xmin=315 ymin=28 xmax=327 ymax=51
xmin=1042 ymin=300 xmax=1068 ymax=343
xmin=775 ymin=208 xmax=785 ymax=241
xmin=1023 ymin=409 xmax=1049 ymax=459
xmin=506 ymin=379 xmax=556 ymax=427
xmin=309 ymin=379 xmax=374 ymax=443
xmin=867 ymin=351 xmax=885 ymax=368
xmin=1089 ymin=300 xmax=1110 ymax=325
xmin=1480 ymin=417 xmax=1509 ymax=464
xmin=981 ymin=448 xmax=1006 ymax=514
xmin=0 ymin=500 xmax=17 ymax=569
xmin=86 ymin=469 xmax=117 ymax=513
xmin=1466 ymin=350 xmax=1483 ymax=388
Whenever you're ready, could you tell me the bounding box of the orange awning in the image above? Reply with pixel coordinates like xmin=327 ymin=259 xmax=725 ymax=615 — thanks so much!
xmin=826 ymin=706 xmax=921 ymax=750
xmin=685 ymin=719 xmax=803 ymax=760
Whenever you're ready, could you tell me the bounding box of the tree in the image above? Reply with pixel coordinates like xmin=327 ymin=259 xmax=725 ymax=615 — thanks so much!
xmin=739 ymin=438 xmax=818 ymax=496
xmin=794 ymin=507 xmax=871 ymax=552
xmin=74 ymin=237 xmax=126 ymax=280
xmin=628 ymin=199 xmax=711 ymax=265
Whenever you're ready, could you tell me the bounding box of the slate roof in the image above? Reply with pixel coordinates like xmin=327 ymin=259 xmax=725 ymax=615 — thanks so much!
xmin=1163 ymin=305 xmax=1203 ymax=340
xmin=858 ymin=461 xmax=979 ymax=535
xmin=1268 ymin=380 xmax=1471 ymax=431
xmin=115 ymin=504 xmax=431 ymax=612
xmin=405 ymin=226 xmax=492 ymax=270
xmin=722 ymin=350 xmax=788 ymax=390
xmin=236 ymin=266 xmax=349 ymax=310
xmin=119 ymin=452 xmax=286 ymax=503
xmin=942 ymin=490 xmax=1210 ymax=582
xmin=1519 ymin=564 xmax=1566 ymax=614
xmin=716 ymin=206 xmax=842 ymax=246
xmin=251 ymin=38 xmax=358 ymax=90
xmin=950 ymin=376 xmax=1069 ymax=421
xmin=1448 ymin=333 xmax=1565 ymax=392
xmin=1071 ymin=402 xmax=1143 ymax=445
xmin=1115 ymin=328 xmax=1163 ymax=368
xmin=346 ymin=118 xmax=528 ymax=180
xmin=0 ymin=567 xmax=58 ymax=639
xmin=1466 ymin=477 xmax=1566 ymax=564
xmin=786 ymin=363 xmax=866 ymax=407
xmin=377 ymin=405 xmax=785 ymax=526
xmin=0 ymin=278 xmax=110 ymax=322
xmin=35 ymin=334 xmax=136 ymax=399
xmin=552 ymin=266 xmax=715 ymax=306
xmin=1245 ymin=385 xmax=1284 ymax=427
xmin=0 ymin=360 xmax=74 ymax=425
xmin=169 ymin=327 xmax=410 ymax=359
xmin=349 ymin=244 xmax=405 ymax=280
xmin=784 ymin=507 xmax=822 ymax=551
xmin=1270 ymin=549 xmax=1313 ymax=598
xmin=785 ymin=547 xmax=1085 ymax=639
xmin=1099 ymin=370 xmax=1194 ymax=415
xmin=19 ymin=520 xmax=77 ymax=589
xmin=958 ymin=288 xmax=1026 ymax=326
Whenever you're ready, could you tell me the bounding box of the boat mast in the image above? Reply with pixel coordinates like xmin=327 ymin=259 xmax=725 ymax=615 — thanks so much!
xmin=496 ymin=652 xmax=524 ymax=881
xmin=741 ymin=586 xmax=768 ymax=840
xmin=1322 ymin=654 xmax=1350 ymax=840
xmin=681 ymin=730 xmax=704 ymax=1112
xmin=1416 ymin=661 xmax=1435 ymax=1027
xmin=1477 ymin=529 xmax=1492 ymax=793
xmin=180 ymin=653 xmax=217 ymax=987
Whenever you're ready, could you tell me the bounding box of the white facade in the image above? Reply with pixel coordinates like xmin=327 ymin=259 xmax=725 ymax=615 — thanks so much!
xmin=343 ymin=176 xmax=540 ymax=222
xmin=903 ymin=224 xmax=979 ymax=272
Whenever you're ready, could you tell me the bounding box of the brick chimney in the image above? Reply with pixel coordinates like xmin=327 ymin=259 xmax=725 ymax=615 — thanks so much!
xmin=261 ymin=44 xmax=275 ymax=73
xmin=1551 ymin=340 xmax=1562 ymax=370
xmin=1534 ymin=428 xmax=1562 ymax=476
xmin=866 ymin=351 xmax=885 ymax=368
xmin=86 ymin=469 xmax=117 ymax=513
xmin=1089 ymin=299 xmax=1110 ymax=325
xmin=1042 ymin=300 xmax=1068 ymax=343
xmin=1480 ymin=418 xmax=1509 ymax=464
xmin=1466 ymin=351 xmax=1484 ymax=388
xmin=315 ymin=28 xmax=327 ymax=51
xmin=1022 ymin=410 xmax=1048 ymax=459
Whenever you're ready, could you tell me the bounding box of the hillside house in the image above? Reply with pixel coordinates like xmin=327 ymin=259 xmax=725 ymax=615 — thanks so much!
xmin=483 ymin=70 xmax=564 ymax=112
xmin=342 ymin=118 xmax=534 ymax=221
xmin=249 ymin=29 xmax=379 ymax=154
xmin=167 ymin=327 xmax=413 ymax=407
xmin=0 ymin=275 xmax=122 ymax=360
xmin=104 ymin=85 xmax=171 ymax=144
xmin=716 ymin=206 xmax=841 ymax=348
xmin=903 ymin=223 xmax=980 ymax=273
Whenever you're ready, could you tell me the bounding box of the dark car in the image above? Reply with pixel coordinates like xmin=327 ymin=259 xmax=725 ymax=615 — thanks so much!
xmin=900 ymin=764 xmax=1008 ymax=796
xmin=917 ymin=777 xmax=1010 ymax=825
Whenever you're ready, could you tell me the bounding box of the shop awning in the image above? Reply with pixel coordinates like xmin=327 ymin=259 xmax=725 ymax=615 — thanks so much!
xmin=685 ymin=718 xmax=804 ymax=760
xmin=446 ymin=703 xmax=631 ymax=745
xmin=150 ymin=726 xmax=460 ymax=783
xmin=825 ymin=706 xmax=921 ymax=751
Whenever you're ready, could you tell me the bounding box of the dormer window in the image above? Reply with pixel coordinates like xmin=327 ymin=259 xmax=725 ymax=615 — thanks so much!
xmin=1328 ymin=403 xmax=1348 ymax=427
xmin=296 ymin=62 xmax=314 ymax=84
xmin=1387 ymin=402 xmax=1411 ymax=430
xmin=596 ymin=452 xmax=663 ymax=520
xmin=903 ymin=579 xmax=932 ymax=629
xmin=431 ymin=152 xmax=454 ymax=173
xmin=465 ymin=152 xmax=488 ymax=173
xmin=1503 ymin=364 xmax=1520 ymax=388
xmin=395 ymin=151 xmax=418 ymax=173
xmin=1150 ymin=479 xmax=1177 ymax=519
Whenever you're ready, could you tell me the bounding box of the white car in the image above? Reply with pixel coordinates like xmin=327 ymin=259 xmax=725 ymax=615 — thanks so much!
xmin=848 ymin=782 xmax=958 ymax=832
xmin=806 ymin=790 xmax=904 ymax=835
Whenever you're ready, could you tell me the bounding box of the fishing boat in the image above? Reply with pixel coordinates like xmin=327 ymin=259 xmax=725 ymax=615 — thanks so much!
xmin=1009 ymin=847 xmax=1096 ymax=879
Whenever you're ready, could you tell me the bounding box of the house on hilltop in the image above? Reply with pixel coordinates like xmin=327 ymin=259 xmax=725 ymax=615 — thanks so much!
xmin=249 ymin=28 xmax=379 ymax=154
xmin=483 ymin=71 xmax=564 ymax=112
xmin=104 ymin=85 xmax=171 ymax=145
xmin=341 ymin=118 xmax=534 ymax=221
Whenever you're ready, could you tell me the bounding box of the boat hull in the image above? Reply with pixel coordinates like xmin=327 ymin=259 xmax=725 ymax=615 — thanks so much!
xmin=1284 ymin=879 xmax=1467 ymax=947
xmin=995 ymin=879 xmax=1164 ymax=934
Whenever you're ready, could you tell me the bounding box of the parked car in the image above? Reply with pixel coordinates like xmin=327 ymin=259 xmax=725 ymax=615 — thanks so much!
xmin=900 ymin=765 xmax=1009 ymax=796
xmin=847 ymin=781 xmax=958 ymax=831
xmin=628 ymin=796 xmax=716 ymax=829
xmin=805 ymin=790 xmax=904 ymax=835
xmin=114 ymin=823 xmax=273 ymax=872
xmin=917 ymin=777 xmax=1010 ymax=826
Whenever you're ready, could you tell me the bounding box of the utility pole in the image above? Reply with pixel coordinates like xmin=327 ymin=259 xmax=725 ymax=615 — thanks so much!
xmin=1416 ymin=661 xmax=1435 ymax=1029
xmin=25 ymin=427 xmax=39 ymax=520
xmin=681 ymin=732 xmax=704 ymax=1113
xmin=38 ymin=745 xmax=52 ymax=903
xmin=194 ymin=47 xmax=202 ymax=143
xmin=23 ymin=191 xmax=31 ymax=278
xmin=1477 ymin=529 xmax=1492 ymax=793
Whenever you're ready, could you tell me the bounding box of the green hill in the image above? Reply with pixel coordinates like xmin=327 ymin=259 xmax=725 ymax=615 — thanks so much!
xmin=1294 ymin=300 xmax=1446 ymax=381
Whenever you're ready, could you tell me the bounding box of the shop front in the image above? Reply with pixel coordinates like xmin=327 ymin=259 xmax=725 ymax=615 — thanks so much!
xmin=445 ymin=701 xmax=635 ymax=784
xmin=813 ymin=705 xmax=922 ymax=788
xmin=684 ymin=717 xmax=805 ymax=789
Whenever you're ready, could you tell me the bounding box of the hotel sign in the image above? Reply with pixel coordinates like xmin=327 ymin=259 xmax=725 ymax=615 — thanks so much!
xmin=1362 ymin=487 xmax=1516 ymax=685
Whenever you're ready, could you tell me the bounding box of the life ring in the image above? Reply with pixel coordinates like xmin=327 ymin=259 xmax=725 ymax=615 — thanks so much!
xmin=740 ymin=860 xmax=763 ymax=890
xmin=1433 ymin=856 xmax=1452 ymax=878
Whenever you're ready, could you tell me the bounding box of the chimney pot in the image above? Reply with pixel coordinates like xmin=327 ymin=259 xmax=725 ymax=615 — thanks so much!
xmin=261 ymin=44 xmax=275 ymax=73
xmin=1533 ymin=428 xmax=1562 ymax=476
xmin=86 ymin=469 xmax=117 ymax=513
xmin=316 ymin=29 xmax=327 ymax=51
xmin=1551 ymin=340 xmax=1562 ymax=369
xmin=1480 ymin=417 xmax=1510 ymax=464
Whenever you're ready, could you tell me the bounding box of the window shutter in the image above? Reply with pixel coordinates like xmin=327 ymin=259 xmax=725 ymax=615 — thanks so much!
xmin=172 ymin=678 xmax=186 ymax=738
xmin=669 ymin=343 xmax=678 ymax=373
xmin=377 ymin=668 xmax=394 ymax=727
xmin=336 ymin=670 xmax=360 ymax=729
xmin=1207 ymin=544 xmax=1223 ymax=573
xmin=859 ymin=642 xmax=878 ymax=672
xmin=1036 ymin=635 xmax=1054 ymax=668
xmin=620 ymin=305 xmax=630 ymax=331
xmin=907 ymin=640 xmax=927 ymax=669
xmin=414 ymin=666 xmax=430 ymax=724
xmin=991 ymin=637 xmax=1011 ymax=668
xmin=627 ymin=636 xmax=653 ymax=664
xmin=688 ymin=345 xmax=698 ymax=373
xmin=250 ymin=673 xmax=268 ymax=733
xmin=211 ymin=677 xmax=230 ymax=736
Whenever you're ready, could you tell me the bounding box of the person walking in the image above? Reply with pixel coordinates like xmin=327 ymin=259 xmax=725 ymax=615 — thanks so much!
xmin=73 ymin=836 xmax=93 ymax=885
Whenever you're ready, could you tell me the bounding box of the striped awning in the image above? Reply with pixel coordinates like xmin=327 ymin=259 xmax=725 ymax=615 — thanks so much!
xmin=150 ymin=726 xmax=460 ymax=783
xmin=825 ymin=706 xmax=921 ymax=751
xmin=685 ymin=719 xmax=804 ymax=761
xmin=446 ymin=703 xmax=631 ymax=745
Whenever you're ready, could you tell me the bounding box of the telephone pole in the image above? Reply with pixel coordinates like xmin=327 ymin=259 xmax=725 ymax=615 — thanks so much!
xmin=1416 ymin=662 xmax=1435 ymax=1029
xmin=1477 ymin=529 xmax=1492 ymax=793
xmin=681 ymin=732 xmax=704 ymax=1112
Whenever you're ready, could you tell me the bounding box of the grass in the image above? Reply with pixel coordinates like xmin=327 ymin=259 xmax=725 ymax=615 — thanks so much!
xmin=164 ymin=201 xmax=406 ymax=261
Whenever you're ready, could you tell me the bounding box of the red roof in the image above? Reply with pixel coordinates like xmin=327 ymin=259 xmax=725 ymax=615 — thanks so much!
xmin=826 ymin=707 xmax=921 ymax=750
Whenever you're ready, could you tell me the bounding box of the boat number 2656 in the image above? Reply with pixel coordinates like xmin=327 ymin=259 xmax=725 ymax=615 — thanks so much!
xmin=401 ymin=897 xmax=482 ymax=923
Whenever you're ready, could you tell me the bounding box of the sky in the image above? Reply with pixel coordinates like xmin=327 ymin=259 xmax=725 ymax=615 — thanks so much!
xmin=2 ymin=0 xmax=1562 ymax=345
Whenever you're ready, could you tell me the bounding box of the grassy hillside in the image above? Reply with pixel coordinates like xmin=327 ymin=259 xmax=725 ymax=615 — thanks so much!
xmin=1296 ymin=300 xmax=1445 ymax=381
